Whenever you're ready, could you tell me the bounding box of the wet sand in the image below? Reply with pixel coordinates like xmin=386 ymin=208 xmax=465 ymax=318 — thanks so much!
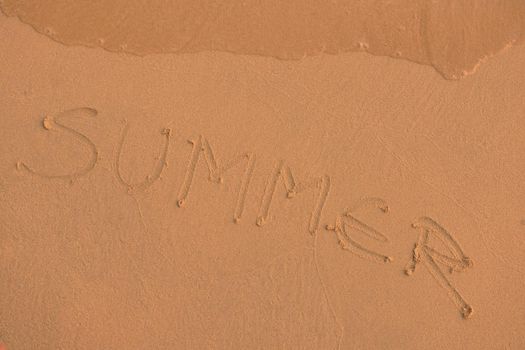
xmin=0 ymin=2 xmax=524 ymax=349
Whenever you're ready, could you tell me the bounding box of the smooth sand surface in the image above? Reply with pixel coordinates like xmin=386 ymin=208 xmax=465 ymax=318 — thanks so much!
xmin=1 ymin=0 xmax=524 ymax=79
xmin=0 ymin=3 xmax=524 ymax=349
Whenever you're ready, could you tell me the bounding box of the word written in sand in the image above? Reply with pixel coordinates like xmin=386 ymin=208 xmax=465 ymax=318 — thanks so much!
xmin=16 ymin=107 xmax=474 ymax=319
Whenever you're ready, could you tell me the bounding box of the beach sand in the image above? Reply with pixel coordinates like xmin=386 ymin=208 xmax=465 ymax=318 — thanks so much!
xmin=0 ymin=2 xmax=524 ymax=349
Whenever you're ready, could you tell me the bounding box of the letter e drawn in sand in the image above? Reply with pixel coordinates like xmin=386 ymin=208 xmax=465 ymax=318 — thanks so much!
xmin=404 ymin=217 xmax=474 ymax=319
xmin=176 ymin=135 xmax=256 ymax=223
xmin=326 ymin=197 xmax=393 ymax=263
xmin=17 ymin=107 xmax=99 ymax=181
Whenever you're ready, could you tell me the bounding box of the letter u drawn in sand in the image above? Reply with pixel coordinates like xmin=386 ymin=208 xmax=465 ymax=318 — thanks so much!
xmin=114 ymin=122 xmax=171 ymax=194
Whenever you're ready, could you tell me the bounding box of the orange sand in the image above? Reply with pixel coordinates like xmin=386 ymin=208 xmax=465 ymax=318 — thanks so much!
xmin=0 ymin=3 xmax=524 ymax=349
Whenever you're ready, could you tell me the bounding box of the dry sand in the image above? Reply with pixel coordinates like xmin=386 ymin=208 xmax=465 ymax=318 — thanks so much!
xmin=0 ymin=1 xmax=524 ymax=349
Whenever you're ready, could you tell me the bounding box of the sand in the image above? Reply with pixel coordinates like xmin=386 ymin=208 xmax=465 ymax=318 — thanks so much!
xmin=0 ymin=2 xmax=524 ymax=349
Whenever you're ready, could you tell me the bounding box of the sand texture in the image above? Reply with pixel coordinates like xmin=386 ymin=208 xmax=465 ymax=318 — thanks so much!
xmin=0 ymin=2 xmax=524 ymax=349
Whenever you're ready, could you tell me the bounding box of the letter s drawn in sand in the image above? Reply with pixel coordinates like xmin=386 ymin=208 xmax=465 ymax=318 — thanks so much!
xmin=17 ymin=107 xmax=99 ymax=180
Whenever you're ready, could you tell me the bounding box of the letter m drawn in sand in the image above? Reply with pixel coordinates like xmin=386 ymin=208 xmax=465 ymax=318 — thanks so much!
xmin=256 ymin=160 xmax=330 ymax=234
xmin=176 ymin=135 xmax=256 ymax=223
